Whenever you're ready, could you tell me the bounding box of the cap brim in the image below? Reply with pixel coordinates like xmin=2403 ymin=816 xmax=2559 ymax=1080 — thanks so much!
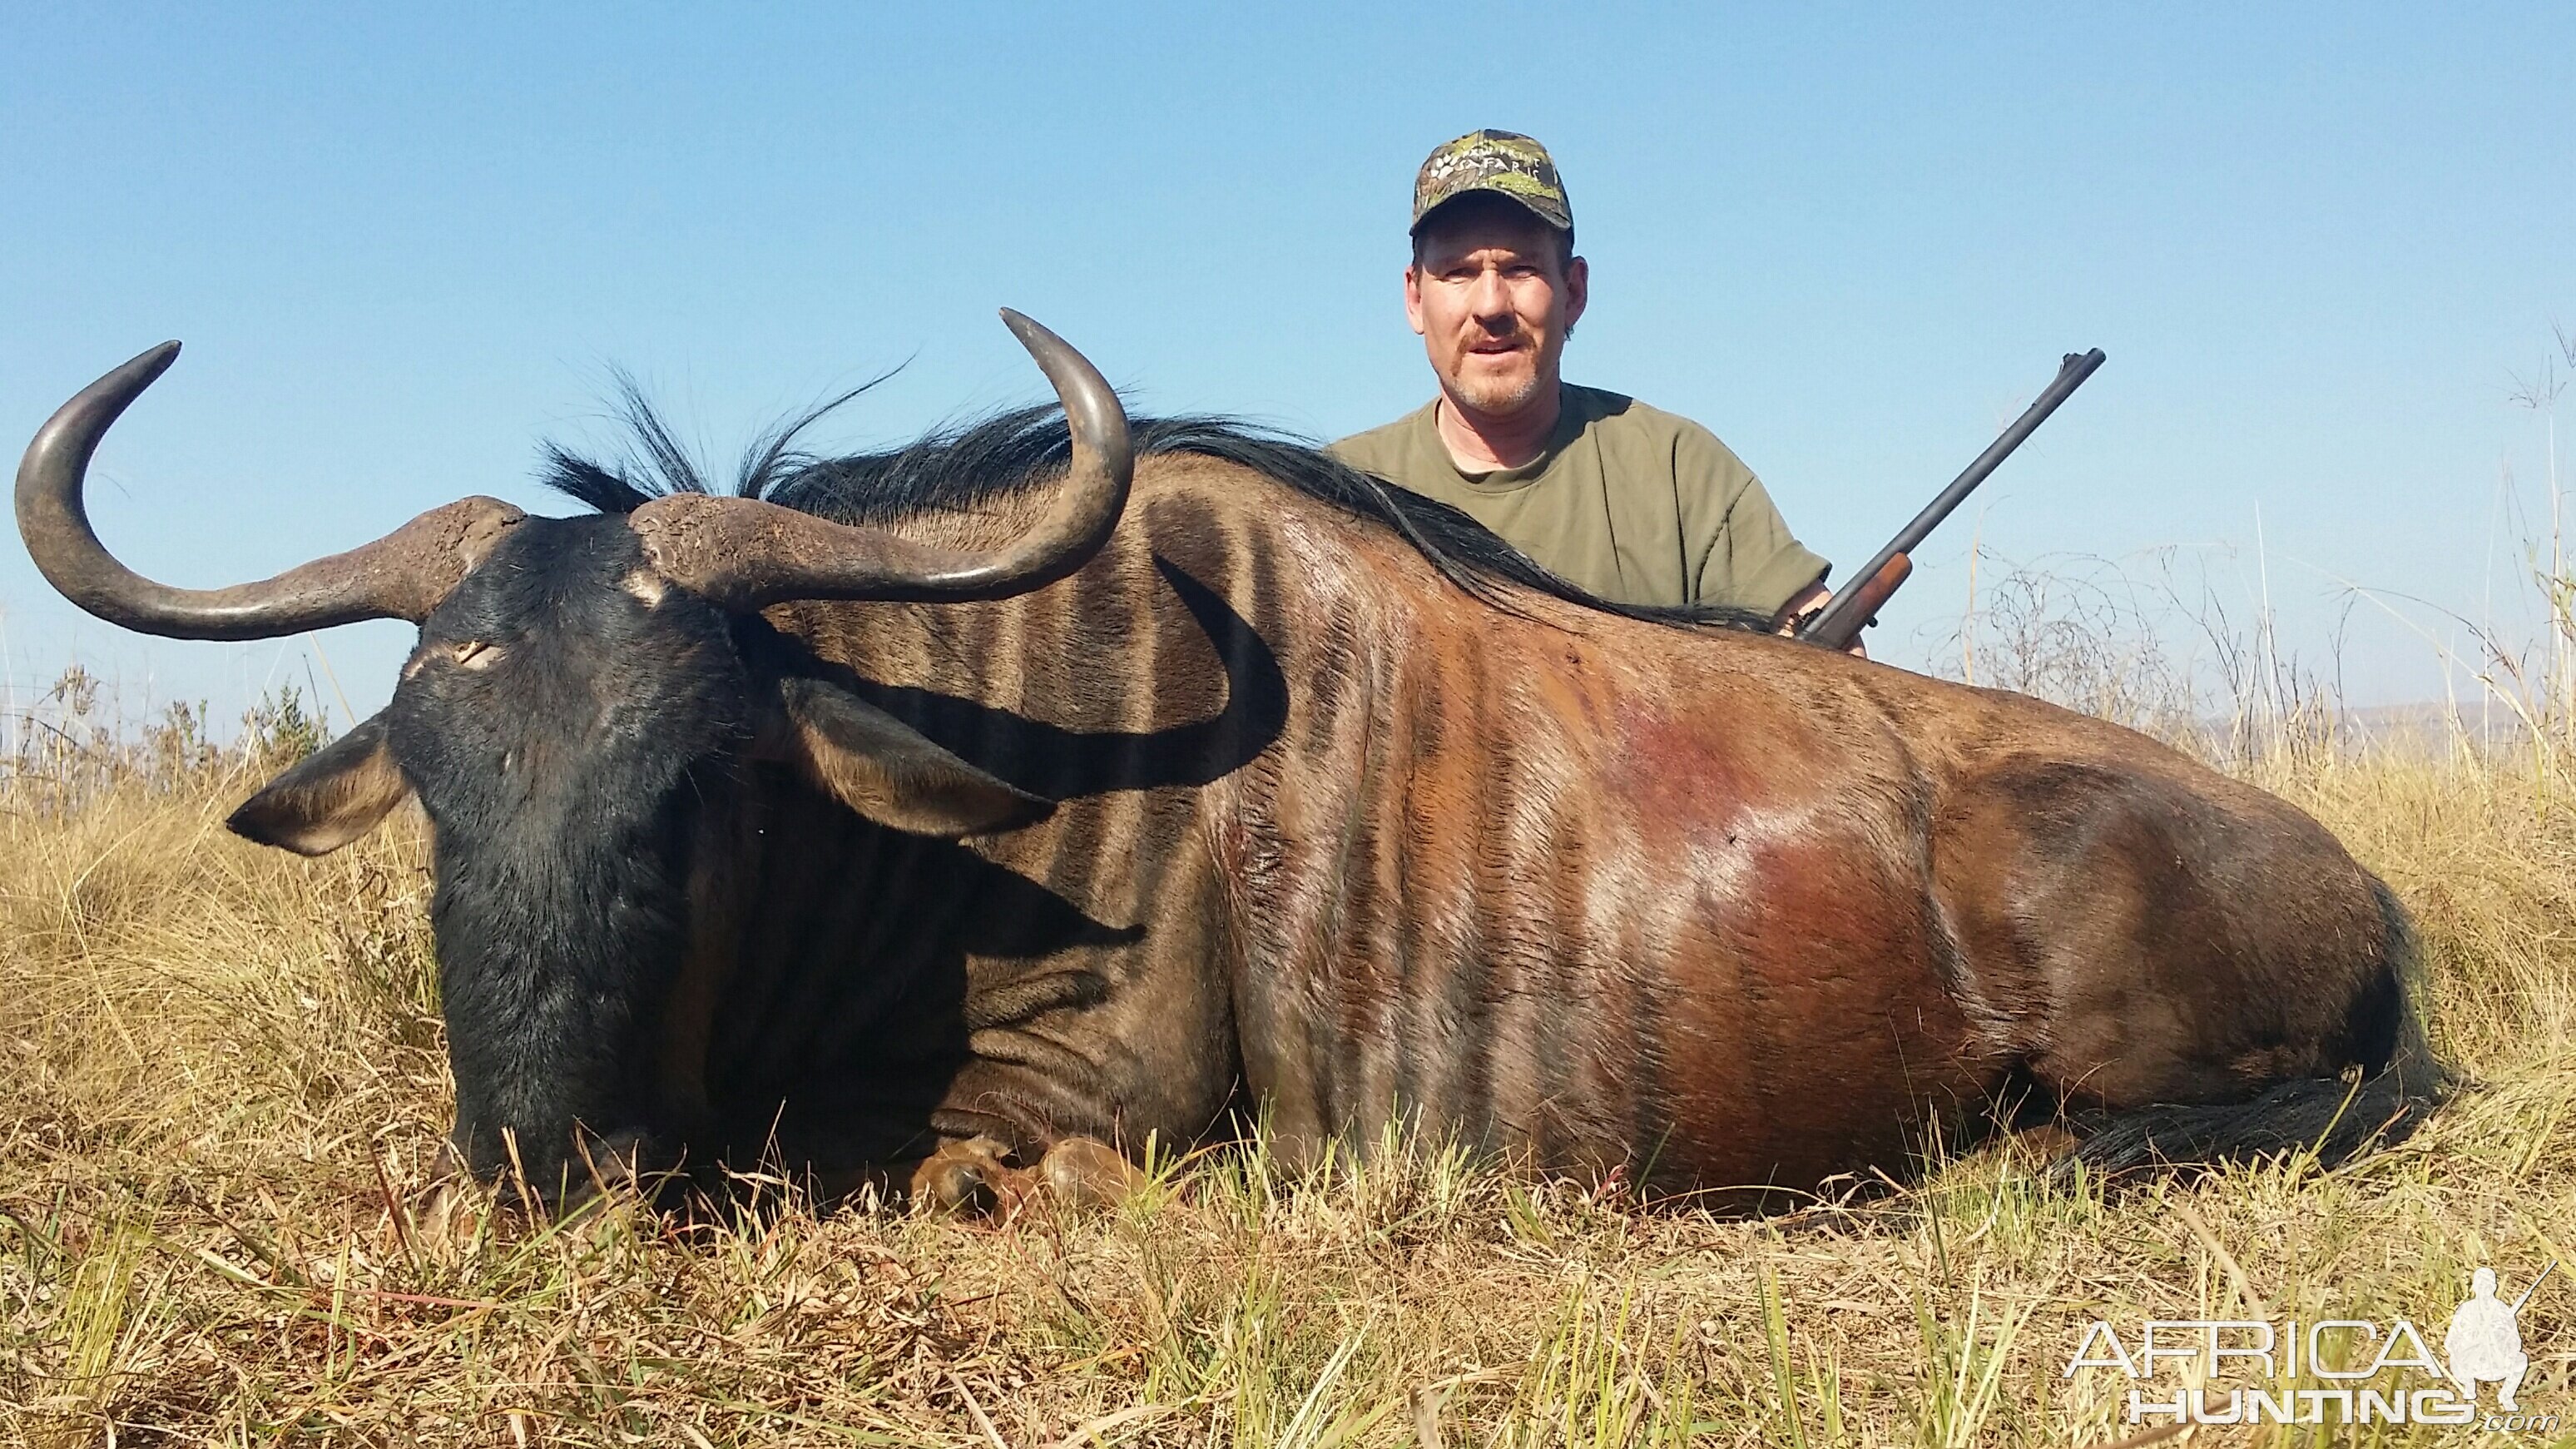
xmin=1411 ymin=186 xmax=1573 ymax=234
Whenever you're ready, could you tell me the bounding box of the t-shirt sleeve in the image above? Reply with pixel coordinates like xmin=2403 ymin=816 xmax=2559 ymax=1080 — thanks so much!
xmin=1328 ymin=409 xmax=1443 ymax=496
xmin=1322 ymin=433 xmax=1381 ymax=477
xmin=1674 ymin=424 xmax=1829 ymax=618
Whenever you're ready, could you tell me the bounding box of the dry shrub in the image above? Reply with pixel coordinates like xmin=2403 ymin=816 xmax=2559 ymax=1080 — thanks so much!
xmin=2 ymin=623 xmax=2571 ymax=1447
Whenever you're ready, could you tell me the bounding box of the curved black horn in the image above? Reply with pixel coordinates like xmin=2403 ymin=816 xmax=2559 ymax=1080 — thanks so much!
xmin=16 ymin=342 xmax=526 ymax=640
xmin=627 ymin=309 xmax=1134 ymax=608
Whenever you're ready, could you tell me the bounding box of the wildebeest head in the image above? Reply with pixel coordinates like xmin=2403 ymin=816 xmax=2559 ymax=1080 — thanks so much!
xmin=16 ymin=314 xmax=1131 ymax=1200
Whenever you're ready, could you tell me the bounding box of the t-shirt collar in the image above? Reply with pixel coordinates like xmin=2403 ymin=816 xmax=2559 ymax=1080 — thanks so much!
xmin=1428 ymin=384 xmax=1584 ymax=493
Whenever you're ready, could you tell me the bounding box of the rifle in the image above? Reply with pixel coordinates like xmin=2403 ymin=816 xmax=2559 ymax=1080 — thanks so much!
xmin=2510 ymin=1261 xmax=2554 ymax=1316
xmin=1797 ymin=348 xmax=2106 ymax=651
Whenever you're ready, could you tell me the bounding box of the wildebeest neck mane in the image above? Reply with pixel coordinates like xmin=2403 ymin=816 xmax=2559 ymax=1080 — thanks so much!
xmin=540 ymin=395 xmax=1770 ymax=630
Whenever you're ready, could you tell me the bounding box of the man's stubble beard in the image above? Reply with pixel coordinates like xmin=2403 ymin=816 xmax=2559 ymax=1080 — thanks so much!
xmin=1445 ymin=359 xmax=1549 ymax=417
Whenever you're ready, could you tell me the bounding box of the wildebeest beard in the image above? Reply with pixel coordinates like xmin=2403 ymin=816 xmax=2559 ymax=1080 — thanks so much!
xmin=429 ymin=786 xmax=698 ymax=1188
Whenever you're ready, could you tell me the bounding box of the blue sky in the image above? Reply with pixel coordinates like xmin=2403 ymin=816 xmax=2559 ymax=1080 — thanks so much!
xmin=2 ymin=4 xmax=2569 ymax=730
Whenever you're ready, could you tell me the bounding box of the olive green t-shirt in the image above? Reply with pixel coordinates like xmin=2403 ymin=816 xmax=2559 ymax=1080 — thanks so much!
xmin=1327 ymin=385 xmax=1829 ymax=618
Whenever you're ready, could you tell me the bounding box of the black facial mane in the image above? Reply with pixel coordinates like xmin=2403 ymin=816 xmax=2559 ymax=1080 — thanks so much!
xmin=540 ymin=390 xmax=1769 ymax=631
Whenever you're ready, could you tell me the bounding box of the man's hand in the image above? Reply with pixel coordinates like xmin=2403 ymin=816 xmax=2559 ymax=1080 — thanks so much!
xmin=1776 ymin=582 xmax=1867 ymax=658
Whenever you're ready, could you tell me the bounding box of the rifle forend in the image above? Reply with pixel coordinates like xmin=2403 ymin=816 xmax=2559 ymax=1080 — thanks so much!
xmin=1799 ymin=553 xmax=1910 ymax=653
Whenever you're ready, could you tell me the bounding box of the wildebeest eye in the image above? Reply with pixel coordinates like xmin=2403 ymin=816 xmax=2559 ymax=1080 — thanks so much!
xmin=452 ymin=641 xmax=502 ymax=670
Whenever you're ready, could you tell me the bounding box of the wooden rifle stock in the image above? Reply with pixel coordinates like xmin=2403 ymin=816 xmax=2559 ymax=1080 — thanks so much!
xmin=1796 ymin=347 xmax=2104 ymax=652
xmin=1799 ymin=553 xmax=1910 ymax=653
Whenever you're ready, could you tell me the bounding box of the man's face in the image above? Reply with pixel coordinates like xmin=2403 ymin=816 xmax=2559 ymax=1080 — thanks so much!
xmin=1404 ymin=198 xmax=1588 ymax=418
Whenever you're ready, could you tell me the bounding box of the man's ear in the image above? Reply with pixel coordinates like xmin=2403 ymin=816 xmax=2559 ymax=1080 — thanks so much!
xmin=226 ymin=713 xmax=413 ymax=856
xmin=770 ymin=677 xmax=1053 ymax=837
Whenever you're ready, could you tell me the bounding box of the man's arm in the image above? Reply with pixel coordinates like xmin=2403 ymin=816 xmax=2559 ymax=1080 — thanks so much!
xmin=1775 ymin=578 xmax=1830 ymax=631
xmin=1772 ymin=579 xmax=1865 ymax=658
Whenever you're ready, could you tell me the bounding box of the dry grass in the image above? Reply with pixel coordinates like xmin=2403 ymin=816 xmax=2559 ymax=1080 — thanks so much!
xmin=2 ymin=694 xmax=2573 ymax=1447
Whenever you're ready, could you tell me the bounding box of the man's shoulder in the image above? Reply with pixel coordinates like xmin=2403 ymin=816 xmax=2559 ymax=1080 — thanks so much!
xmin=1563 ymin=385 xmax=1749 ymax=475
xmin=1325 ymin=401 xmax=1439 ymax=472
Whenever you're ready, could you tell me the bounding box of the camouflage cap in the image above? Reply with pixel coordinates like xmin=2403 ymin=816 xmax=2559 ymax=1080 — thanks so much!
xmin=1410 ymin=129 xmax=1573 ymax=234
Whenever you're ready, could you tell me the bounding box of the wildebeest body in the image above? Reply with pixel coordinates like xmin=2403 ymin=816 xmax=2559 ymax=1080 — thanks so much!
xmin=18 ymin=328 xmax=2440 ymax=1206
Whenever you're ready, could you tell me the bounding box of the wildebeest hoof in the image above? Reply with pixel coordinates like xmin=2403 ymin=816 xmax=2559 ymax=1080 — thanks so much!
xmin=416 ymin=1143 xmax=485 ymax=1253
xmin=1037 ymin=1136 xmax=1144 ymax=1210
xmin=416 ymin=1182 xmax=479 ymax=1257
xmin=574 ymin=1128 xmax=656 ymax=1197
xmin=909 ymin=1135 xmax=1020 ymax=1215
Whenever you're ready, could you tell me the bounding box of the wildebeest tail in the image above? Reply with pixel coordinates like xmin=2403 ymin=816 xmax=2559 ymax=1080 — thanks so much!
xmin=2065 ymin=877 xmax=2454 ymax=1179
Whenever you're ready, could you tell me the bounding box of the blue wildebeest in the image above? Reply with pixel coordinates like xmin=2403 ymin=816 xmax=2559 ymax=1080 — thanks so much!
xmin=17 ymin=315 xmax=2445 ymax=1211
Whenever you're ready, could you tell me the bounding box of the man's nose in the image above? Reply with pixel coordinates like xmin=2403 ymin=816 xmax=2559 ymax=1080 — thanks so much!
xmin=1467 ymin=267 xmax=1514 ymax=323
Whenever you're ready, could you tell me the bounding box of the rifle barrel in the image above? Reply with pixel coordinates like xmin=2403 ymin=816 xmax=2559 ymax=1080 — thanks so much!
xmin=1801 ymin=347 xmax=2104 ymax=647
xmin=2510 ymin=1260 xmax=2554 ymax=1315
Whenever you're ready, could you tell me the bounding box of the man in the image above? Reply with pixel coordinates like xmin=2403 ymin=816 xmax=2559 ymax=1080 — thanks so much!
xmin=2445 ymin=1267 xmax=2531 ymax=1412
xmin=1331 ymin=130 xmax=1835 ymax=632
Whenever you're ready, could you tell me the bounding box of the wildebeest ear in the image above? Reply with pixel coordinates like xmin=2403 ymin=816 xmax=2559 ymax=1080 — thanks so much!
xmin=773 ymin=677 xmax=1053 ymax=837
xmin=226 ymin=714 xmax=413 ymax=856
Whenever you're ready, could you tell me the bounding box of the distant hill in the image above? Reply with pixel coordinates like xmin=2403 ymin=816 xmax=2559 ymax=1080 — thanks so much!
xmin=2339 ymin=701 xmax=2530 ymax=750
